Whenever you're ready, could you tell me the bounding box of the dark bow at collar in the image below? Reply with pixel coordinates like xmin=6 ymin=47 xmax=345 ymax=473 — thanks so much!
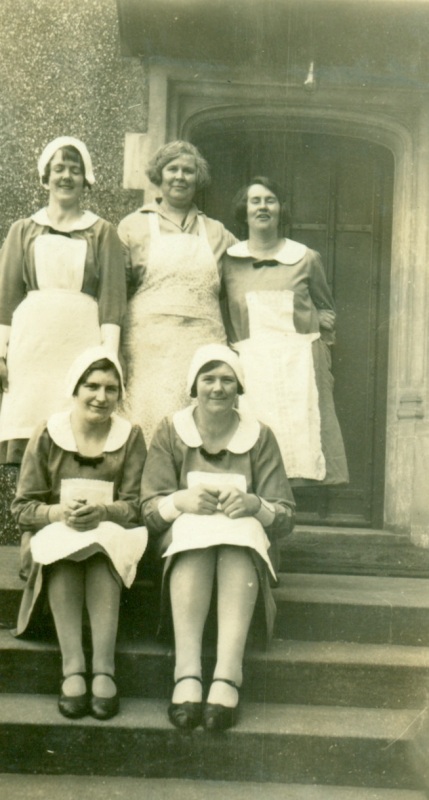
xmin=252 ymin=259 xmax=279 ymax=269
xmin=199 ymin=446 xmax=227 ymax=463
xmin=73 ymin=453 xmax=104 ymax=468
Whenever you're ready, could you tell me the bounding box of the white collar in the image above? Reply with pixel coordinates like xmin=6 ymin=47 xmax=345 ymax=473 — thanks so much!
xmin=173 ymin=405 xmax=260 ymax=454
xmin=226 ymin=238 xmax=307 ymax=265
xmin=47 ymin=411 xmax=132 ymax=452
xmin=138 ymin=201 xmax=202 ymax=220
xmin=32 ymin=208 xmax=99 ymax=231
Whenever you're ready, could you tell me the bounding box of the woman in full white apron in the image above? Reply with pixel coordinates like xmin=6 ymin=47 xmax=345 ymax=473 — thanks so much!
xmin=142 ymin=344 xmax=295 ymax=731
xmin=0 ymin=137 xmax=126 ymax=464
xmin=222 ymin=176 xmax=349 ymax=487
xmin=118 ymin=141 xmax=236 ymax=444
xmin=12 ymin=348 xmax=147 ymax=720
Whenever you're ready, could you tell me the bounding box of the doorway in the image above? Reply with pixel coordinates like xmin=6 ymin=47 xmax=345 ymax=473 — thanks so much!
xmin=192 ymin=125 xmax=393 ymax=527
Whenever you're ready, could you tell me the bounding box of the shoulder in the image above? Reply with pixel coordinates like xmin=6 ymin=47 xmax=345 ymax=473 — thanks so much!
xmin=117 ymin=209 xmax=151 ymax=239
xmin=200 ymin=213 xmax=236 ymax=245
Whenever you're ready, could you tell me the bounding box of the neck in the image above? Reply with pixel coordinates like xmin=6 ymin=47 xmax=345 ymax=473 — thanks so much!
xmin=248 ymin=231 xmax=282 ymax=254
xmin=47 ymin=198 xmax=82 ymax=228
xmin=70 ymin=409 xmax=111 ymax=445
xmin=195 ymin=406 xmax=236 ymax=439
xmin=159 ymin=198 xmax=192 ymax=222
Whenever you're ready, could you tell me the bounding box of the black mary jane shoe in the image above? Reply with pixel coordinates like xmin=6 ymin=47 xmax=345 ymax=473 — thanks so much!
xmin=90 ymin=673 xmax=120 ymax=721
xmin=168 ymin=675 xmax=203 ymax=730
xmin=58 ymin=673 xmax=89 ymax=719
xmin=203 ymin=678 xmax=240 ymax=732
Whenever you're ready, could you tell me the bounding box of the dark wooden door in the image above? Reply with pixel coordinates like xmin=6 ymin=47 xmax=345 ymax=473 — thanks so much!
xmin=192 ymin=126 xmax=393 ymax=528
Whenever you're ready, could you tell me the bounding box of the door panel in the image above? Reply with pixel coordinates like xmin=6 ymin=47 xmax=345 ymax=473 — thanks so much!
xmin=193 ymin=127 xmax=393 ymax=527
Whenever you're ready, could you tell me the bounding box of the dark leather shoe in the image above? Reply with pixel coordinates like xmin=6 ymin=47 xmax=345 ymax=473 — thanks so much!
xmin=203 ymin=678 xmax=240 ymax=732
xmin=168 ymin=675 xmax=203 ymax=730
xmin=90 ymin=673 xmax=120 ymax=720
xmin=58 ymin=673 xmax=88 ymax=719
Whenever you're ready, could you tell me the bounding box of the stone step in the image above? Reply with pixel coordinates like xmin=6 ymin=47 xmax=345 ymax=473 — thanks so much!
xmin=2 ymin=630 xmax=428 ymax=709
xmin=0 ymin=774 xmax=426 ymax=800
xmin=0 ymin=695 xmax=422 ymax=789
xmin=282 ymin=527 xmax=429 ymax=578
xmin=2 ymin=547 xmax=429 ymax=645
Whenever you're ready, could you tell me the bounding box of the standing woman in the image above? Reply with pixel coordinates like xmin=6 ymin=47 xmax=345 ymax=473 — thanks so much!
xmin=222 ymin=176 xmax=348 ymax=486
xmin=0 ymin=136 xmax=126 ymax=465
xmin=142 ymin=344 xmax=294 ymax=731
xmin=118 ymin=140 xmax=236 ymax=444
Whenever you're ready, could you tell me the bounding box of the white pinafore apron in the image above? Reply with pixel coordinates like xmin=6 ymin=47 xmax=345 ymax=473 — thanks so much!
xmin=0 ymin=234 xmax=101 ymax=443
xmin=237 ymin=290 xmax=326 ymax=480
xmin=123 ymin=213 xmax=226 ymax=442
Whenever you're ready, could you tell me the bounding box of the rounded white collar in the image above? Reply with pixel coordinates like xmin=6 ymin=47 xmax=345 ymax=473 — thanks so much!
xmin=47 ymin=411 xmax=132 ymax=453
xmin=172 ymin=405 xmax=260 ymax=454
xmin=226 ymin=238 xmax=307 ymax=265
xmin=32 ymin=208 xmax=99 ymax=231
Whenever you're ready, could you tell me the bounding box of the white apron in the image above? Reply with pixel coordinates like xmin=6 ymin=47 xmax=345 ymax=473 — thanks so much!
xmin=237 ymin=290 xmax=326 ymax=480
xmin=162 ymin=471 xmax=276 ymax=579
xmin=0 ymin=234 xmax=101 ymax=442
xmin=123 ymin=214 xmax=226 ymax=442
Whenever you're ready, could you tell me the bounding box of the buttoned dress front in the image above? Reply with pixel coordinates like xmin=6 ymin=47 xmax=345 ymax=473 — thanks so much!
xmin=118 ymin=203 xmax=236 ymax=443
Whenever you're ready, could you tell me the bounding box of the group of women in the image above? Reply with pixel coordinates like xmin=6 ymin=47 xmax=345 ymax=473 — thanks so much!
xmin=0 ymin=136 xmax=347 ymax=729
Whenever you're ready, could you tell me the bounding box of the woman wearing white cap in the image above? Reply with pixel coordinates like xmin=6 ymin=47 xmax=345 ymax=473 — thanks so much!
xmin=0 ymin=137 xmax=126 ymax=464
xmin=142 ymin=343 xmax=295 ymax=731
xmin=12 ymin=347 xmax=147 ymax=720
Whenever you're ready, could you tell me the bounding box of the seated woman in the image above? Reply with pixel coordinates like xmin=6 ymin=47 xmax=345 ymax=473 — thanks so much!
xmin=142 ymin=343 xmax=294 ymax=732
xmin=12 ymin=347 xmax=147 ymax=721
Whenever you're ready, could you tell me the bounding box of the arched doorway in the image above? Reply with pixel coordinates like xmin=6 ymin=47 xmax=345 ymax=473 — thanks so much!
xmin=192 ymin=124 xmax=393 ymax=527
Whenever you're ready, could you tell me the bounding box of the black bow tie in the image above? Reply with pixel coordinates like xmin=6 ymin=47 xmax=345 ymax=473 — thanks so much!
xmin=73 ymin=453 xmax=104 ymax=468
xmin=252 ymin=259 xmax=279 ymax=269
xmin=199 ymin=446 xmax=227 ymax=463
xmin=48 ymin=227 xmax=72 ymax=238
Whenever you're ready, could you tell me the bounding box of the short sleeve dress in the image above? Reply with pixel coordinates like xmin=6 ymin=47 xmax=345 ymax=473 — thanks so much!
xmin=0 ymin=209 xmax=127 ymax=463
xmin=12 ymin=412 xmax=147 ymax=636
xmin=141 ymin=406 xmax=295 ymax=642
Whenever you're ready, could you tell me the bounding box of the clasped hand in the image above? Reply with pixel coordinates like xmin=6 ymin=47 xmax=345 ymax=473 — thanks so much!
xmin=174 ymin=485 xmax=260 ymax=519
xmin=63 ymin=499 xmax=105 ymax=531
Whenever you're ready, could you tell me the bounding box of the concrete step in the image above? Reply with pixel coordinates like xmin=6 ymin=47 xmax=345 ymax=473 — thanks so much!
xmin=0 ymin=774 xmax=426 ymax=800
xmin=0 ymin=695 xmax=422 ymax=789
xmin=3 ymin=547 xmax=429 ymax=646
xmin=2 ymin=630 xmax=429 ymax=709
xmin=282 ymin=527 xmax=429 ymax=578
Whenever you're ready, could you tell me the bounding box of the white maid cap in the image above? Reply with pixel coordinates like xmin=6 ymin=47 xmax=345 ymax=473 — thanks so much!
xmin=65 ymin=346 xmax=125 ymax=398
xmin=186 ymin=343 xmax=245 ymax=395
xmin=38 ymin=136 xmax=95 ymax=185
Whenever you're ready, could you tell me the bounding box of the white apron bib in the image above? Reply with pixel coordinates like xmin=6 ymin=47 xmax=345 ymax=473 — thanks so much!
xmin=123 ymin=214 xmax=226 ymax=442
xmin=0 ymin=234 xmax=101 ymax=442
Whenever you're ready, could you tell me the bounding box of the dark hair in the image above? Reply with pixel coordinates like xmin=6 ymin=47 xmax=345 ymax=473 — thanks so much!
xmin=73 ymin=358 xmax=122 ymax=399
xmin=42 ymin=145 xmax=91 ymax=189
xmin=146 ymin=140 xmax=211 ymax=191
xmin=232 ymin=175 xmax=289 ymax=234
xmin=190 ymin=359 xmax=244 ymax=398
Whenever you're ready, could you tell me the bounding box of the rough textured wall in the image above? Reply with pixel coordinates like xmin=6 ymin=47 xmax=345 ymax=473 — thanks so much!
xmin=0 ymin=0 xmax=147 ymax=242
xmin=0 ymin=0 xmax=147 ymax=543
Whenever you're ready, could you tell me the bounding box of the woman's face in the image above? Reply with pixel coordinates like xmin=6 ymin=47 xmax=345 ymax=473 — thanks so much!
xmin=246 ymin=183 xmax=281 ymax=235
xmin=47 ymin=148 xmax=85 ymax=206
xmin=196 ymin=363 xmax=238 ymax=415
xmin=160 ymin=154 xmax=197 ymax=209
xmin=74 ymin=369 xmax=120 ymax=425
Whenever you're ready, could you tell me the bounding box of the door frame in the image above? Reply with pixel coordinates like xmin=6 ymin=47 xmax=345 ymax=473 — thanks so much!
xmin=123 ymin=62 xmax=429 ymax=535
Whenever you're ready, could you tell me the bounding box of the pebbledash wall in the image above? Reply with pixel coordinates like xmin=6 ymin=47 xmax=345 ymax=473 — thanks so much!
xmin=0 ymin=0 xmax=149 ymax=543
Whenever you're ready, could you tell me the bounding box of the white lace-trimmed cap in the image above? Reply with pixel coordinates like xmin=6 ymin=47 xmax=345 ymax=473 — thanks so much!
xmin=37 ymin=136 xmax=95 ymax=185
xmin=65 ymin=346 xmax=125 ymax=398
xmin=186 ymin=343 xmax=245 ymax=395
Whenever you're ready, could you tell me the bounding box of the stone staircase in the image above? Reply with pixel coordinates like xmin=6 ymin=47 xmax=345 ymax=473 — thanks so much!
xmin=1 ymin=529 xmax=429 ymax=798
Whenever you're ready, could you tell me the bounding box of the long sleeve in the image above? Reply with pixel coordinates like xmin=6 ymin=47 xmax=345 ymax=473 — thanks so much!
xmin=141 ymin=418 xmax=183 ymax=536
xmin=308 ymin=251 xmax=336 ymax=313
xmin=11 ymin=424 xmax=55 ymax=532
xmin=250 ymin=424 xmax=295 ymax=541
xmin=103 ymin=425 xmax=147 ymax=527
xmin=0 ymin=220 xmax=27 ymax=325
xmin=95 ymin=220 xmax=127 ymax=327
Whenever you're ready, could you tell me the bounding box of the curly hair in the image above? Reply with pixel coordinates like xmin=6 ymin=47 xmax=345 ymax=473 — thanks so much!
xmin=146 ymin=140 xmax=211 ymax=191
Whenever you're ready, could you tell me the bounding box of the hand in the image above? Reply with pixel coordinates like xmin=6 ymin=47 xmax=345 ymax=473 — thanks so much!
xmin=174 ymin=485 xmax=220 ymax=515
xmin=218 ymin=488 xmax=261 ymax=519
xmin=63 ymin=499 xmax=106 ymax=531
xmin=318 ymin=309 xmax=335 ymax=331
xmin=0 ymin=358 xmax=8 ymax=392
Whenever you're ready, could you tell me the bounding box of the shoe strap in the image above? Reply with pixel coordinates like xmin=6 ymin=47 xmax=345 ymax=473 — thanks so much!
xmin=211 ymin=678 xmax=239 ymax=689
xmin=175 ymin=675 xmax=202 ymax=686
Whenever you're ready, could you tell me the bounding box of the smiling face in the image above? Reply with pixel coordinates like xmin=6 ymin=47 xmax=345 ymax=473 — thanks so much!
xmin=74 ymin=368 xmax=120 ymax=426
xmin=196 ymin=363 xmax=238 ymax=416
xmin=46 ymin=148 xmax=85 ymax=206
xmin=160 ymin=154 xmax=198 ymax=209
xmin=246 ymin=183 xmax=281 ymax=235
